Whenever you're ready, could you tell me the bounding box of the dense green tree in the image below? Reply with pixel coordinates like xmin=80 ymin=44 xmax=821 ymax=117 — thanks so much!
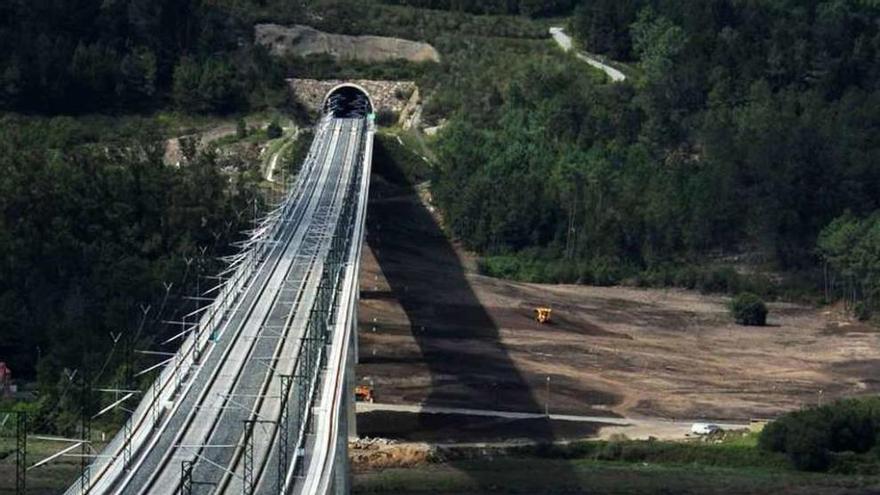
xmin=266 ymin=119 xmax=283 ymax=139
xmin=198 ymin=57 xmax=241 ymax=114
xmin=116 ymin=47 xmax=157 ymax=108
xmin=572 ymin=0 xmax=642 ymax=60
xmin=817 ymin=212 xmax=880 ymax=314
xmin=173 ymin=56 xmax=202 ymax=111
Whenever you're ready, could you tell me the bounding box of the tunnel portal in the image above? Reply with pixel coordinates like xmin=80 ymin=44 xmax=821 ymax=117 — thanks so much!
xmin=323 ymin=84 xmax=374 ymax=118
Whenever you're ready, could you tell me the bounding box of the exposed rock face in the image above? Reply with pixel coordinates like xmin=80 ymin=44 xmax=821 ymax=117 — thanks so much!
xmin=288 ymin=79 xmax=419 ymax=119
xmin=255 ymin=24 xmax=440 ymax=63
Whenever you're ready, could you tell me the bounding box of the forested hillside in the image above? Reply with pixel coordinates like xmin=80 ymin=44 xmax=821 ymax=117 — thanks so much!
xmin=431 ymin=0 xmax=880 ymax=309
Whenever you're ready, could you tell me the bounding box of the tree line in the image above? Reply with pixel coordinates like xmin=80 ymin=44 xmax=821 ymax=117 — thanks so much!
xmin=378 ymin=0 xmax=577 ymax=17
xmin=818 ymin=212 xmax=880 ymax=318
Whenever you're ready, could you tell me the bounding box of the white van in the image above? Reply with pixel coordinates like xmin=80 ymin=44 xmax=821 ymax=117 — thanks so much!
xmin=691 ymin=422 xmax=722 ymax=435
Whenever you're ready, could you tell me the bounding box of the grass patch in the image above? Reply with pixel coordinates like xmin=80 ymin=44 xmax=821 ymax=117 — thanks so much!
xmin=355 ymin=432 xmax=880 ymax=493
xmin=373 ymin=132 xmax=433 ymax=184
xmin=355 ymin=435 xmax=876 ymax=494
xmin=283 ymin=129 xmax=315 ymax=176
xmin=525 ymin=437 xmax=789 ymax=471
xmin=354 ymin=455 xmax=878 ymax=494
xmin=0 ymin=437 xmax=107 ymax=494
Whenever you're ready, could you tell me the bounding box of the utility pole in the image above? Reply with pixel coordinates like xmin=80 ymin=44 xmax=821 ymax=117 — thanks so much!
xmin=545 ymin=376 xmax=551 ymax=417
xmin=80 ymin=366 xmax=91 ymax=493
xmin=16 ymin=411 xmax=26 ymax=495
xmin=2 ymin=411 xmax=28 ymax=495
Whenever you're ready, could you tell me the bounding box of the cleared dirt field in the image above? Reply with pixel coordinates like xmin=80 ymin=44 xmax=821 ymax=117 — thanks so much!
xmin=356 ymin=169 xmax=880 ymax=435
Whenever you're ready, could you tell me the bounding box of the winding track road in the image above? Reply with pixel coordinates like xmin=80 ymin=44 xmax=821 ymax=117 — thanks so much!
xmin=549 ymin=27 xmax=626 ymax=83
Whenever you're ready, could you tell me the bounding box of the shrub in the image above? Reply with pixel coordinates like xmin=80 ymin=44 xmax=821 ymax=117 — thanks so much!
xmin=730 ymin=292 xmax=768 ymax=326
xmin=759 ymin=397 xmax=880 ymax=472
xmin=785 ymin=423 xmax=831 ymax=471
xmin=266 ymin=119 xmax=283 ymax=139
xmin=854 ymin=301 xmax=872 ymax=321
xmin=698 ymin=266 xmax=741 ymax=294
xmin=236 ymin=118 xmax=247 ymax=139
xmin=375 ymin=108 xmax=398 ymax=127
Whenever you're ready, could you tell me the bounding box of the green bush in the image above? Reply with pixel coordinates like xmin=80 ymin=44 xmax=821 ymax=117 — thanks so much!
xmin=236 ymin=118 xmax=247 ymax=139
xmin=854 ymin=301 xmax=872 ymax=321
xmin=266 ymin=120 xmax=283 ymax=139
xmin=730 ymin=292 xmax=768 ymax=326
xmin=284 ymin=129 xmax=314 ymax=176
xmin=698 ymin=267 xmax=741 ymax=294
xmin=375 ymin=108 xmax=399 ymax=127
xmin=759 ymin=397 xmax=880 ymax=472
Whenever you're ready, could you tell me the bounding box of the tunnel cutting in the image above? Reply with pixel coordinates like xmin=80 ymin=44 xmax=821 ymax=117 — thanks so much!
xmin=322 ymin=83 xmax=375 ymax=118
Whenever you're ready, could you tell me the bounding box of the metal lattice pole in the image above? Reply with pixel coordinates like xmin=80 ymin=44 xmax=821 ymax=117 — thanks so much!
xmin=294 ymin=374 xmax=307 ymax=478
xmin=278 ymin=375 xmax=292 ymax=493
xmin=181 ymin=460 xmax=194 ymax=495
xmin=243 ymin=420 xmax=255 ymax=495
xmin=294 ymin=374 xmax=306 ymax=439
xmin=14 ymin=412 xmax=26 ymax=495
xmin=80 ymin=369 xmax=91 ymax=494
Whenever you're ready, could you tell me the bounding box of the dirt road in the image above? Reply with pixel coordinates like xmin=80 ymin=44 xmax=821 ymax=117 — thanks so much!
xmin=357 ymin=402 xmax=748 ymax=441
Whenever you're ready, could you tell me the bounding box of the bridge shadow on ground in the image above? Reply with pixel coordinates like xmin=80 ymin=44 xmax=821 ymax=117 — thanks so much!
xmin=355 ymin=140 xmax=586 ymax=491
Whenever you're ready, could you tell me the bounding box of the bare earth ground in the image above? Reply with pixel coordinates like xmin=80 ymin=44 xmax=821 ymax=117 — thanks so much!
xmin=356 ymin=173 xmax=880 ymax=444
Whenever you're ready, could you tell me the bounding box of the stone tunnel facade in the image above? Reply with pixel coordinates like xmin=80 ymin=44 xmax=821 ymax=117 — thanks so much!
xmin=288 ymin=78 xmax=418 ymax=117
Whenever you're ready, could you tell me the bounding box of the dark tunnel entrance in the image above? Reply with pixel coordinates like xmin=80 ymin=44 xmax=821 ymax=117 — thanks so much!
xmin=323 ymin=84 xmax=374 ymax=118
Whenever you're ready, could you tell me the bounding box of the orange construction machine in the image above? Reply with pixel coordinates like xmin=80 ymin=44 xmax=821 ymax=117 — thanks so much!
xmin=355 ymin=385 xmax=374 ymax=403
xmin=534 ymin=307 xmax=552 ymax=324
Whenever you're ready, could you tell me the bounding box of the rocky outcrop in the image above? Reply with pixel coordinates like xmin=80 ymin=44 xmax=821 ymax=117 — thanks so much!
xmin=255 ymin=24 xmax=440 ymax=63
